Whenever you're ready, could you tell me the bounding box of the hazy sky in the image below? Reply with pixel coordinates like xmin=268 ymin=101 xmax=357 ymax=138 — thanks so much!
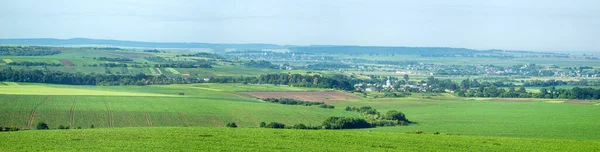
xmin=0 ymin=0 xmax=599 ymax=52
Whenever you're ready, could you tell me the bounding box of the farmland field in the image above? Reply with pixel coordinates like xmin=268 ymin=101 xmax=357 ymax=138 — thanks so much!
xmin=0 ymin=83 xmax=361 ymax=129
xmin=1 ymin=127 xmax=599 ymax=151
xmin=2 ymin=59 xmax=13 ymax=63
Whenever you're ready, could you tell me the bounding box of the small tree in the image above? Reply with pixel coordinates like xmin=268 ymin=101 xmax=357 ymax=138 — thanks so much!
xmin=58 ymin=125 xmax=65 ymax=129
xmin=226 ymin=122 xmax=237 ymax=128
xmin=383 ymin=110 xmax=409 ymax=122
xmin=90 ymin=124 xmax=95 ymax=129
xmin=37 ymin=122 xmax=49 ymax=130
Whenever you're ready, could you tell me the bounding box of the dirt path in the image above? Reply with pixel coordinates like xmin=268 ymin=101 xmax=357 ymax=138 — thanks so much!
xmin=27 ymin=96 xmax=49 ymax=129
xmin=177 ymin=111 xmax=190 ymax=126
xmin=69 ymin=97 xmax=77 ymax=128
xmin=104 ymin=98 xmax=114 ymax=128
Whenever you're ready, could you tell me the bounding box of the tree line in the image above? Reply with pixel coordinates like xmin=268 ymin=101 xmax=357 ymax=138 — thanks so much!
xmin=8 ymin=61 xmax=63 ymax=66
xmin=0 ymin=68 xmax=201 ymax=86
xmin=209 ymin=73 xmax=354 ymax=91
xmin=262 ymin=98 xmax=334 ymax=109
xmin=0 ymin=68 xmax=353 ymax=91
xmin=0 ymin=46 xmax=61 ymax=56
xmin=94 ymin=57 xmax=133 ymax=62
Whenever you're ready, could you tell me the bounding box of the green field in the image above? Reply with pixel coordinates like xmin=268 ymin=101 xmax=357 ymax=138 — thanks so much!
xmin=1 ymin=127 xmax=599 ymax=151
xmin=0 ymin=83 xmax=359 ymax=129
xmin=335 ymin=97 xmax=600 ymax=140
xmin=1 ymin=82 xmax=599 ymax=142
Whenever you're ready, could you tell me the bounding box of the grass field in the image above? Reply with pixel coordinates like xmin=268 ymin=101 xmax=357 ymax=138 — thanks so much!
xmin=0 ymin=127 xmax=599 ymax=151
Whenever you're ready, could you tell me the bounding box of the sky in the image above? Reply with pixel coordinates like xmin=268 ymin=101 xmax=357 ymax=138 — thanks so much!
xmin=0 ymin=0 xmax=599 ymax=52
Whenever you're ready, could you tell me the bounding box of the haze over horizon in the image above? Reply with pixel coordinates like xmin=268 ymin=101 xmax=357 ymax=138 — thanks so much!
xmin=0 ymin=0 xmax=599 ymax=52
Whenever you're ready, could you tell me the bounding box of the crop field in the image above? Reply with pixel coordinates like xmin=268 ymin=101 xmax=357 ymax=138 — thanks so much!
xmin=59 ymin=59 xmax=74 ymax=66
xmin=245 ymin=91 xmax=359 ymax=103
xmin=164 ymin=68 xmax=181 ymax=74
xmin=0 ymin=83 xmax=361 ymax=129
xmin=2 ymin=59 xmax=12 ymax=63
xmin=333 ymin=97 xmax=600 ymax=140
xmin=1 ymin=127 xmax=599 ymax=151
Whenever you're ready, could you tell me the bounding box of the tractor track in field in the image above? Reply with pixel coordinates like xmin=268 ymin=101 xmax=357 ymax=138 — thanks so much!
xmin=144 ymin=111 xmax=153 ymax=127
xmin=69 ymin=97 xmax=77 ymax=128
xmin=177 ymin=111 xmax=190 ymax=126
xmin=27 ymin=96 xmax=49 ymax=129
xmin=214 ymin=114 xmax=225 ymax=127
xmin=136 ymin=100 xmax=153 ymax=127
xmin=237 ymin=109 xmax=259 ymax=126
xmin=104 ymin=98 xmax=114 ymax=128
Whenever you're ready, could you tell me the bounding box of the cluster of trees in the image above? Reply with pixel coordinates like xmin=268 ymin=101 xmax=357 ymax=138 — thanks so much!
xmin=0 ymin=68 xmax=203 ymax=86
xmin=210 ymin=73 xmax=354 ymax=91
xmin=94 ymin=57 xmax=133 ymax=62
xmin=0 ymin=46 xmax=61 ymax=56
xmin=345 ymin=106 xmax=411 ymax=127
xmin=262 ymin=98 xmax=334 ymax=109
xmin=181 ymin=52 xmax=223 ymax=59
xmin=534 ymin=87 xmax=600 ymax=99
xmin=243 ymin=60 xmax=279 ymax=69
xmin=456 ymin=86 xmax=530 ymax=98
xmin=8 ymin=61 xmax=63 ymax=66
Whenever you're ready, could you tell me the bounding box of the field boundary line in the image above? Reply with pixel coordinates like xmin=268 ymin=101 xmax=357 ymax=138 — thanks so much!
xmin=104 ymin=98 xmax=114 ymax=128
xmin=69 ymin=97 xmax=77 ymax=128
xmin=27 ymin=96 xmax=50 ymax=129
xmin=177 ymin=111 xmax=190 ymax=127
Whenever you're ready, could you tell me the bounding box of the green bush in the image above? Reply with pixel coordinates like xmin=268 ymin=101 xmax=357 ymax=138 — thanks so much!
xmin=226 ymin=122 xmax=238 ymax=128
xmin=322 ymin=117 xmax=371 ymax=129
xmin=37 ymin=122 xmax=49 ymax=130
xmin=265 ymin=122 xmax=286 ymax=129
